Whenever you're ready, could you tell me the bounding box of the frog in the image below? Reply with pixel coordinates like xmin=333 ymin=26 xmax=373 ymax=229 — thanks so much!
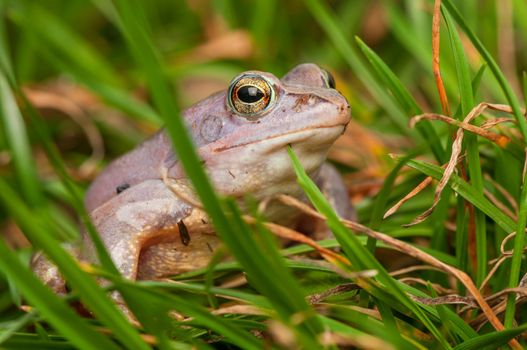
xmin=32 ymin=63 xmax=352 ymax=290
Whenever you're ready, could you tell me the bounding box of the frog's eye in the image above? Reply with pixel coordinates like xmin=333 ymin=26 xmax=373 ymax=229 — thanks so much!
xmin=321 ymin=69 xmax=336 ymax=89
xmin=228 ymin=74 xmax=275 ymax=117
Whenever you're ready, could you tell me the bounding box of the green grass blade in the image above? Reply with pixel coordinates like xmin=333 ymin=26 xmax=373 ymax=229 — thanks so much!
xmin=140 ymin=281 xmax=270 ymax=308
xmin=442 ymin=7 xmax=487 ymax=285
xmin=14 ymin=88 xmax=118 ymax=273
xmin=288 ymin=147 xmax=451 ymax=349
xmin=453 ymin=323 xmax=527 ymax=350
xmin=221 ymin=201 xmax=323 ymax=348
xmin=0 ymin=311 xmax=37 ymax=344
xmin=455 ymin=196 xmax=468 ymax=285
xmin=20 ymin=4 xmax=122 ymax=87
xmin=442 ymin=0 xmax=527 ymax=325
xmin=0 ymin=239 xmax=120 ymax=350
xmin=524 ymin=72 xmax=527 ymax=104
xmin=112 ymin=282 xmax=263 ymax=350
xmin=10 ymin=4 xmax=159 ymax=124
xmin=36 ymin=43 xmax=161 ymax=125
xmin=0 ymin=178 xmax=150 ymax=350
xmin=327 ymin=304 xmax=423 ymax=350
xmin=441 ymin=0 xmax=526 ymax=134
xmin=250 ymin=0 xmax=276 ymax=62
xmin=0 ymin=4 xmax=15 ymax=83
xmin=1 ymin=10 xmax=119 ymax=273
xmin=402 ymin=158 xmax=516 ymax=232
xmin=362 ymin=152 xmax=419 ymax=305
xmin=355 ymin=38 xmax=422 ymax=116
xmin=104 ymin=0 xmax=230 ymax=240
xmin=471 ymin=64 xmax=487 ymax=95
xmin=302 ymin=0 xmax=417 ymax=136
xmin=355 ymin=37 xmax=446 ymax=163
xmin=1 ymin=334 xmax=74 ymax=349
xmin=107 ymin=0 xmax=324 ymax=345
xmin=0 ymin=74 xmax=42 ymax=206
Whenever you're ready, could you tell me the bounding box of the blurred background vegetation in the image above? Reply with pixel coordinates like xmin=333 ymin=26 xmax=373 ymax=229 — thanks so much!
xmin=1 ymin=0 xmax=527 ymax=349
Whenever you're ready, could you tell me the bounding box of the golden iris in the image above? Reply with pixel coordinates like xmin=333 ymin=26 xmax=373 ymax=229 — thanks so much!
xmin=228 ymin=74 xmax=274 ymax=116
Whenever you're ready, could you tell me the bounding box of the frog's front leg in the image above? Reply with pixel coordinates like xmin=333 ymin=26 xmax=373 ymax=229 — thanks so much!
xmin=32 ymin=244 xmax=80 ymax=294
xmin=85 ymin=179 xmax=193 ymax=280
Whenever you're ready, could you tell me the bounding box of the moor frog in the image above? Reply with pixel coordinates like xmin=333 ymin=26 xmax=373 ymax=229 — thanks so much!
xmin=33 ymin=63 xmax=352 ymax=289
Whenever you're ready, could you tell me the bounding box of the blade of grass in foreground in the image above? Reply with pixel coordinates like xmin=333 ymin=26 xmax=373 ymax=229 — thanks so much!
xmin=0 ymin=178 xmax=150 ymax=350
xmin=442 ymin=0 xmax=527 ymax=327
xmin=288 ymin=147 xmax=450 ymax=349
xmin=0 ymin=8 xmax=120 ymax=272
xmin=0 ymin=74 xmax=42 ymax=207
xmin=4 ymin=10 xmax=188 ymax=346
xmin=107 ymin=0 xmax=324 ymax=346
xmin=108 ymin=280 xmax=263 ymax=350
xmin=0 ymin=239 xmax=120 ymax=350
xmin=0 ymin=35 xmax=152 ymax=346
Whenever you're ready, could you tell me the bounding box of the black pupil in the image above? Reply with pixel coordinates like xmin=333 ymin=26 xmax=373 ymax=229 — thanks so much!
xmin=237 ymin=85 xmax=264 ymax=103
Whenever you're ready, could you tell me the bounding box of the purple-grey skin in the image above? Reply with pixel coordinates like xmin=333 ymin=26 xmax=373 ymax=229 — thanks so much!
xmin=32 ymin=63 xmax=352 ymax=289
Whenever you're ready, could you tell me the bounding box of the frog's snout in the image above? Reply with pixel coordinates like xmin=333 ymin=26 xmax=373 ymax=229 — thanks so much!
xmin=333 ymin=92 xmax=351 ymax=128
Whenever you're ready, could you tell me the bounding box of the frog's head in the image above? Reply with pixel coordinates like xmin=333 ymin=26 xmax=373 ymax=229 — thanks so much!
xmin=176 ymin=63 xmax=350 ymax=198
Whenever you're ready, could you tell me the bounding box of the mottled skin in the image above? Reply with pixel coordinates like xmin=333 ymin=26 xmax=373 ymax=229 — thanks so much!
xmin=33 ymin=63 xmax=352 ymax=288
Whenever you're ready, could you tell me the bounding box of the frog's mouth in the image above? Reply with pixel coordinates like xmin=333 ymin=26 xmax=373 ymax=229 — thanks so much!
xmin=212 ymin=122 xmax=348 ymax=153
xmin=272 ymin=124 xmax=346 ymax=152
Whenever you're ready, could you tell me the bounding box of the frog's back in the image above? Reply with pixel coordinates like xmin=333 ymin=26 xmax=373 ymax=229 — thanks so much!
xmin=84 ymin=130 xmax=172 ymax=212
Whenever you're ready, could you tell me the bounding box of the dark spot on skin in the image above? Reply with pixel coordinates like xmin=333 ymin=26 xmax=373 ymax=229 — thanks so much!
xmin=281 ymin=108 xmax=286 ymax=112
xmin=228 ymin=170 xmax=236 ymax=179
xmin=177 ymin=220 xmax=190 ymax=246
xmin=206 ymin=242 xmax=214 ymax=252
xmin=116 ymin=183 xmax=130 ymax=194
xmin=201 ymin=218 xmax=207 ymax=224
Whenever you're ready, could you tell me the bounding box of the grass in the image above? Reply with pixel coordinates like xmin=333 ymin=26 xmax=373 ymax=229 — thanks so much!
xmin=1 ymin=0 xmax=527 ymax=348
